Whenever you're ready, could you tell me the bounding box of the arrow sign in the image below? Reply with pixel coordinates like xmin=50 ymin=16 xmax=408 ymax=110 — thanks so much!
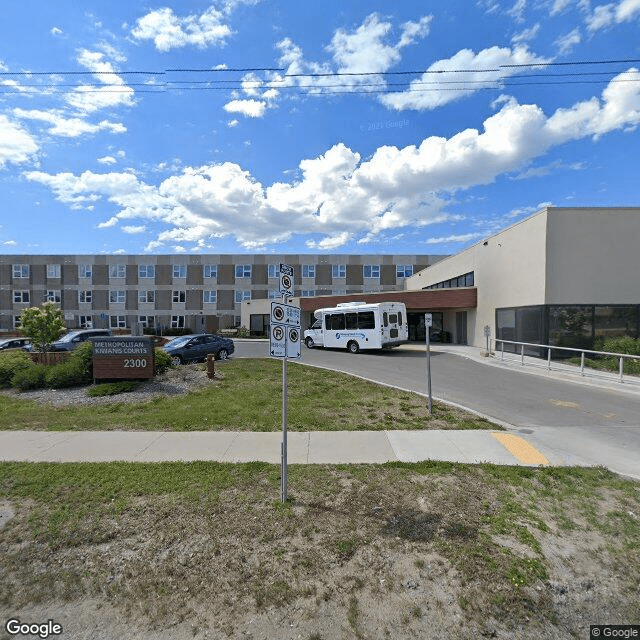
xmin=279 ymin=263 xmax=294 ymax=295
xmin=271 ymin=301 xmax=300 ymax=327
xmin=269 ymin=323 xmax=301 ymax=359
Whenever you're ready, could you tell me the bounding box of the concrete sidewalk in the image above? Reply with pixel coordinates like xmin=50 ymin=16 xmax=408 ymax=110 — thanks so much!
xmin=0 ymin=428 xmax=566 ymax=467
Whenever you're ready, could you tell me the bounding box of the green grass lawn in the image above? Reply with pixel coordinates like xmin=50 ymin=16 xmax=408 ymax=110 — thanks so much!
xmin=0 ymin=358 xmax=495 ymax=432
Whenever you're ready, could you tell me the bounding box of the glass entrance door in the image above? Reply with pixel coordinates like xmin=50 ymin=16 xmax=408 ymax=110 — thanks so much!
xmin=455 ymin=311 xmax=468 ymax=344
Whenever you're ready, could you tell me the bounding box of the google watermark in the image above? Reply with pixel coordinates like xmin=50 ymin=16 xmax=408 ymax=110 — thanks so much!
xmin=591 ymin=625 xmax=640 ymax=638
xmin=360 ymin=119 xmax=410 ymax=133
xmin=5 ymin=619 xmax=63 ymax=639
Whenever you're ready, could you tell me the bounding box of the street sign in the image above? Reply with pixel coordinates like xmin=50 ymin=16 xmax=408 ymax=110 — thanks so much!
xmin=271 ymin=301 xmax=300 ymax=327
xmin=484 ymin=325 xmax=491 ymax=337
xmin=269 ymin=323 xmax=301 ymax=359
xmin=425 ymin=313 xmax=433 ymax=327
xmin=279 ymin=263 xmax=294 ymax=296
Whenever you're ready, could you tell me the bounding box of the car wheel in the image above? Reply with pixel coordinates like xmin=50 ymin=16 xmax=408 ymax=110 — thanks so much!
xmin=171 ymin=355 xmax=183 ymax=366
xmin=305 ymin=337 xmax=314 ymax=348
xmin=218 ymin=348 xmax=229 ymax=360
xmin=347 ymin=340 xmax=360 ymax=354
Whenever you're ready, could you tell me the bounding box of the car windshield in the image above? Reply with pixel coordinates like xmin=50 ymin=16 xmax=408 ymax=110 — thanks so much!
xmin=58 ymin=332 xmax=81 ymax=343
xmin=165 ymin=336 xmax=192 ymax=348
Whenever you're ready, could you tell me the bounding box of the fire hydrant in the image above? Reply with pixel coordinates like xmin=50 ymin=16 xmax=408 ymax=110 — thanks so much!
xmin=206 ymin=353 xmax=215 ymax=379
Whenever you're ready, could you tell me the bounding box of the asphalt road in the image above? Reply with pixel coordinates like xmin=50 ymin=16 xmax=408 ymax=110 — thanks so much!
xmin=234 ymin=341 xmax=640 ymax=479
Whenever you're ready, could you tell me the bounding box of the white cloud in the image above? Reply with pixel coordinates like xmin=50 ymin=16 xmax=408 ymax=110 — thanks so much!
xmin=555 ymin=28 xmax=581 ymax=54
xmin=131 ymin=6 xmax=233 ymax=51
xmin=66 ymin=49 xmax=135 ymax=114
xmin=223 ymin=99 xmax=267 ymax=117
xmin=425 ymin=233 xmax=482 ymax=245
xmin=381 ymin=45 xmax=551 ymax=111
xmin=98 ymin=156 xmax=117 ymax=165
xmin=13 ymin=109 xmax=126 ymax=138
xmin=587 ymin=0 xmax=640 ymax=31
xmin=0 ymin=115 xmax=39 ymax=168
xmin=24 ymin=70 xmax=640 ymax=250
xmin=51 ymin=27 xmax=63 ymax=36
xmin=227 ymin=119 xmax=240 ymax=128
xmin=122 ymin=225 xmax=146 ymax=234
xmin=3 ymin=240 xmax=18 ymax=246
xmin=507 ymin=0 xmax=528 ymax=22
xmin=512 ymin=23 xmax=540 ymax=43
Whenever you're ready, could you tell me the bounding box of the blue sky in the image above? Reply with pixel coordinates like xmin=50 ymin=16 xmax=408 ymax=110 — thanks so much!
xmin=1 ymin=0 xmax=639 ymax=255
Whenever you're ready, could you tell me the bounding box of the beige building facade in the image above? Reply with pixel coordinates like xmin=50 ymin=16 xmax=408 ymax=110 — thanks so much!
xmin=406 ymin=207 xmax=640 ymax=349
xmin=0 ymin=253 xmax=441 ymax=334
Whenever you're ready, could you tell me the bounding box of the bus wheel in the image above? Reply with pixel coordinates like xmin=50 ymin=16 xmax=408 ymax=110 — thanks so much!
xmin=305 ymin=337 xmax=314 ymax=348
xmin=347 ymin=341 xmax=360 ymax=354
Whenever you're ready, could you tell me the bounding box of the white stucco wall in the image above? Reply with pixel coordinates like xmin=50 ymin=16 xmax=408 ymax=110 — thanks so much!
xmin=407 ymin=209 xmax=549 ymax=347
xmin=545 ymin=208 xmax=640 ymax=304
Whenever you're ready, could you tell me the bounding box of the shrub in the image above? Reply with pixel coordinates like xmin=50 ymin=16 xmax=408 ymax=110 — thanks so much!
xmin=18 ymin=303 xmax=65 ymax=352
xmin=11 ymin=363 xmax=46 ymax=391
xmin=87 ymin=381 xmax=140 ymax=397
xmin=0 ymin=350 xmax=33 ymax=387
xmin=154 ymin=348 xmax=172 ymax=376
xmin=601 ymin=336 xmax=640 ymax=356
xmin=45 ymin=342 xmax=94 ymax=389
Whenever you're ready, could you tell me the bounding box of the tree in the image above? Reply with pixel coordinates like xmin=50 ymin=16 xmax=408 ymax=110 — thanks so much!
xmin=18 ymin=303 xmax=66 ymax=353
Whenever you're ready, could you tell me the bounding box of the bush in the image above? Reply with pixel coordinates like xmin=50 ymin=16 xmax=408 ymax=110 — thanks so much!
xmin=45 ymin=342 xmax=94 ymax=389
xmin=18 ymin=303 xmax=65 ymax=352
xmin=11 ymin=363 xmax=46 ymax=391
xmin=154 ymin=348 xmax=172 ymax=376
xmin=87 ymin=381 xmax=140 ymax=397
xmin=0 ymin=350 xmax=33 ymax=387
xmin=601 ymin=336 xmax=640 ymax=356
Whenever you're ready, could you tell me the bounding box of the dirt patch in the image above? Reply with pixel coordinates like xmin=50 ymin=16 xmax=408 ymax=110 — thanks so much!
xmin=1 ymin=464 xmax=638 ymax=639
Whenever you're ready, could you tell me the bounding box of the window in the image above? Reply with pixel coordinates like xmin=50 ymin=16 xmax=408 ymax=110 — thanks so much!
xmin=79 ymin=264 xmax=92 ymax=279
xmin=110 ymin=315 xmax=126 ymax=329
xmin=235 ymin=264 xmax=251 ymax=278
xmin=424 ymin=271 xmax=474 ymax=290
xmin=396 ymin=265 xmax=413 ymax=278
xmin=363 ymin=265 xmax=380 ymax=278
xmin=139 ymin=290 xmax=155 ymax=304
xmin=109 ymin=290 xmax=125 ymax=304
xmin=302 ymin=265 xmax=315 ymax=278
xmin=301 ymin=290 xmax=316 ymax=297
xmin=326 ymin=313 xmax=346 ymax=331
xmin=13 ymin=290 xmax=30 ymax=303
xmin=268 ymin=264 xmax=280 ymax=279
xmin=139 ymin=264 xmax=155 ymax=278
xmin=45 ymin=290 xmax=61 ymax=303
xmin=13 ymin=264 xmax=29 ymax=279
xmin=139 ymin=315 xmax=155 ymax=329
xmin=13 ymin=316 xmax=22 ymax=329
xmin=235 ymin=290 xmax=251 ymax=303
xmin=109 ymin=264 xmax=125 ymax=278
xmin=332 ymin=264 xmax=346 ymax=278
xmin=79 ymin=315 xmax=93 ymax=328
xmin=47 ymin=264 xmax=61 ymax=278
xmin=203 ymin=265 xmax=217 ymax=279
xmin=79 ymin=290 xmax=92 ymax=304
xmin=172 ymin=290 xmax=186 ymax=303
xmin=333 ymin=288 xmax=347 ymax=296
xmin=171 ymin=315 xmax=185 ymax=329
xmin=268 ymin=289 xmax=281 ymax=299
xmin=173 ymin=264 xmax=187 ymax=279
xmin=203 ymin=290 xmax=217 ymax=304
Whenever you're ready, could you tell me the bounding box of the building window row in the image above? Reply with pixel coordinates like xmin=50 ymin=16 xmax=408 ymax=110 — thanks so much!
xmin=424 ymin=271 xmax=474 ymax=290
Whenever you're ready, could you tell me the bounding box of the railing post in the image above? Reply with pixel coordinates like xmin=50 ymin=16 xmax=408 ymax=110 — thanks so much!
xmin=547 ymin=348 xmax=551 ymax=370
xmin=501 ymin=341 xmax=504 ymax=360
xmin=521 ymin=344 xmax=525 ymax=365
xmin=580 ymin=352 xmax=585 ymax=376
xmin=620 ymin=356 xmax=624 ymax=383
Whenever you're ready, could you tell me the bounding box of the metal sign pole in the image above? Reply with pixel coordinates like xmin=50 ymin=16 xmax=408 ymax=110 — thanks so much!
xmin=425 ymin=314 xmax=433 ymax=415
xmin=281 ymin=294 xmax=289 ymax=503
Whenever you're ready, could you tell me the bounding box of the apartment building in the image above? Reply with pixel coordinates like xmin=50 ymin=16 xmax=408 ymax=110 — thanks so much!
xmin=0 ymin=253 xmax=442 ymax=333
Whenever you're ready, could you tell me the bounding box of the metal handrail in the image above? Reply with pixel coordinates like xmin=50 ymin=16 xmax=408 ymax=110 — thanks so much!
xmin=491 ymin=338 xmax=640 ymax=383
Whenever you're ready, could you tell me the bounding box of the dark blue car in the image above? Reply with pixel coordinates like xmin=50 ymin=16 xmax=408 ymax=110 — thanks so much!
xmin=162 ymin=333 xmax=235 ymax=365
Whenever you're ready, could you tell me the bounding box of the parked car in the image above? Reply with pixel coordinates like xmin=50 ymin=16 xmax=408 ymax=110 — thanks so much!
xmin=0 ymin=337 xmax=33 ymax=352
xmin=162 ymin=333 xmax=235 ymax=365
xmin=49 ymin=328 xmax=112 ymax=352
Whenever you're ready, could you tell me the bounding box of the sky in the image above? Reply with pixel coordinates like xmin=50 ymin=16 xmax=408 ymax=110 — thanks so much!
xmin=1 ymin=0 xmax=639 ymax=256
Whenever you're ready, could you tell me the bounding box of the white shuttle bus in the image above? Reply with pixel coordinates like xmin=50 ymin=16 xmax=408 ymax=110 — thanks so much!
xmin=303 ymin=301 xmax=408 ymax=353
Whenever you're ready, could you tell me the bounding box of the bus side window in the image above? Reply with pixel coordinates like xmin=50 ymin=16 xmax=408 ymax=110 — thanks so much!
xmin=383 ymin=312 xmax=388 ymax=327
xmin=389 ymin=313 xmax=398 ymax=324
xmin=327 ymin=313 xmax=345 ymax=330
xmin=346 ymin=313 xmax=358 ymax=330
xmin=358 ymin=312 xmax=375 ymax=330
xmin=398 ymin=312 xmax=403 ymax=326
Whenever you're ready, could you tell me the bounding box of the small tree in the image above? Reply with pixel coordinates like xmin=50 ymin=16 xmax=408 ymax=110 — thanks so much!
xmin=18 ymin=303 xmax=66 ymax=353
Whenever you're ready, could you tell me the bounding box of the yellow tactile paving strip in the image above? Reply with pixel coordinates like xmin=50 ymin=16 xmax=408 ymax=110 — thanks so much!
xmin=491 ymin=432 xmax=549 ymax=465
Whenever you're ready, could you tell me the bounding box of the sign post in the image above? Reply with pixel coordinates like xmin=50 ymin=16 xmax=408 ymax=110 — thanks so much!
xmin=425 ymin=313 xmax=433 ymax=415
xmin=484 ymin=325 xmax=491 ymax=353
xmin=270 ymin=263 xmax=299 ymax=503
